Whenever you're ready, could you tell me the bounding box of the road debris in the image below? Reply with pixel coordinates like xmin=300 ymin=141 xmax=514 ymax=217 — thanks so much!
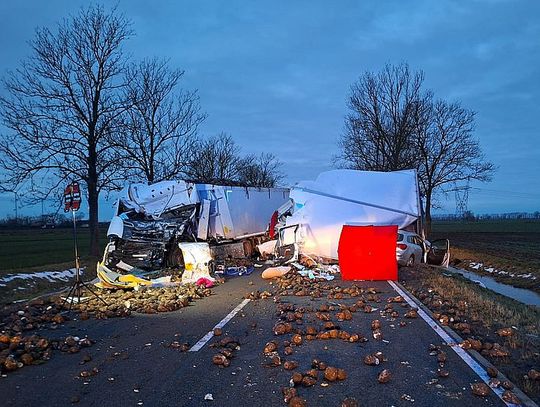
xmin=210 ymin=336 xmax=241 ymax=368
xmin=502 ymin=390 xmax=521 ymax=404
xmin=377 ymin=369 xmax=391 ymax=383
xmin=470 ymin=382 xmax=490 ymax=397
xmin=341 ymin=398 xmax=359 ymax=407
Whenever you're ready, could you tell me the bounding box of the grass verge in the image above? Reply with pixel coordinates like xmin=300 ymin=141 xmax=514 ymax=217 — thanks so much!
xmin=400 ymin=264 xmax=540 ymax=402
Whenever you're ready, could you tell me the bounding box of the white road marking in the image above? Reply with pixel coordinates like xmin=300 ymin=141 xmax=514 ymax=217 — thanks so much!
xmin=388 ymin=280 xmax=519 ymax=407
xmin=188 ymin=298 xmax=251 ymax=352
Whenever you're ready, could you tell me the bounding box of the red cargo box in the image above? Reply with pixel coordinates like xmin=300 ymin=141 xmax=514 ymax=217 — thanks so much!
xmin=338 ymin=225 xmax=398 ymax=281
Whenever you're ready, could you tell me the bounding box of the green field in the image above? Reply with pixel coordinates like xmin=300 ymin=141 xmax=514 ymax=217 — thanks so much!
xmin=432 ymin=218 xmax=540 ymax=292
xmin=431 ymin=219 xmax=540 ymax=265
xmin=432 ymin=218 xmax=540 ymax=234
xmin=0 ymin=228 xmax=108 ymax=274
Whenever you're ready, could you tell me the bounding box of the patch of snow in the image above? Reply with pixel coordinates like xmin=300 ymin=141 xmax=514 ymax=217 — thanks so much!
xmin=472 ymin=280 xmax=487 ymax=289
xmin=0 ymin=268 xmax=84 ymax=285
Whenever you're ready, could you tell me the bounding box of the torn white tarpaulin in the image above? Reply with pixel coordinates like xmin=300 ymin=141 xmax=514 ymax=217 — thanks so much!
xmin=179 ymin=242 xmax=214 ymax=283
xmin=256 ymin=240 xmax=277 ymax=256
xmin=281 ymin=169 xmax=421 ymax=259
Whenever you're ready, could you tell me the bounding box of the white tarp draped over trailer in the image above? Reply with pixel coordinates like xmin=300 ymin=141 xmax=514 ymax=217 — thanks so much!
xmin=283 ymin=169 xmax=420 ymax=259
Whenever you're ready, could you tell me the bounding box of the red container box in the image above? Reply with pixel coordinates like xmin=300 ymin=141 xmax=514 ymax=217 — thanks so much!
xmin=338 ymin=225 xmax=398 ymax=281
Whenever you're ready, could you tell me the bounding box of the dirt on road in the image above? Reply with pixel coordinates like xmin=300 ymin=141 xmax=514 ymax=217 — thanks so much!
xmin=1 ymin=268 xmax=525 ymax=406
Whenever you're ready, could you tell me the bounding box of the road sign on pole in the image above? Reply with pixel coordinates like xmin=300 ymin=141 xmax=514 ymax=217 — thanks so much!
xmin=61 ymin=181 xmax=106 ymax=310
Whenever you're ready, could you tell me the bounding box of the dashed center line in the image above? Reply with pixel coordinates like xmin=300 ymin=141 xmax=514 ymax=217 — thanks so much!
xmin=188 ymin=298 xmax=251 ymax=352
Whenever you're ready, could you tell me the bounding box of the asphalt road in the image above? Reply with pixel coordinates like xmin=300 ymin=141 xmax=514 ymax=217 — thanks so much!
xmin=0 ymin=272 xmax=505 ymax=407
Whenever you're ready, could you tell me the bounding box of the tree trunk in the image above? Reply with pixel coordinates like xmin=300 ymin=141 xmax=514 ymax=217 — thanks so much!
xmin=87 ymin=178 xmax=100 ymax=259
xmin=424 ymin=192 xmax=432 ymax=238
xmin=87 ymin=139 xmax=100 ymax=259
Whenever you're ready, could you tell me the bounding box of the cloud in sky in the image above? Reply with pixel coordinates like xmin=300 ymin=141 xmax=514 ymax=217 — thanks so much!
xmin=0 ymin=0 xmax=538 ymax=219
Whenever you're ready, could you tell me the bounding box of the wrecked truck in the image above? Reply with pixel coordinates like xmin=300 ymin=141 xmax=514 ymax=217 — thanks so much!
xmin=97 ymin=170 xmax=449 ymax=288
xmin=97 ymin=181 xmax=290 ymax=288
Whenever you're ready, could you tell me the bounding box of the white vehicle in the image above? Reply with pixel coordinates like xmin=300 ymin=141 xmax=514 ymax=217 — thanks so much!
xmin=396 ymin=230 xmax=426 ymax=266
xmin=396 ymin=230 xmax=449 ymax=267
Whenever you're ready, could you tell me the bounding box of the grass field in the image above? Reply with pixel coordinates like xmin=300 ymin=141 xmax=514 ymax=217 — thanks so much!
xmin=0 ymin=228 xmax=108 ymax=274
xmin=431 ymin=219 xmax=540 ymax=292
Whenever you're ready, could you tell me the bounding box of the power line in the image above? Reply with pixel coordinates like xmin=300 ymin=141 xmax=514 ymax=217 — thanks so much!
xmin=470 ymin=187 xmax=539 ymax=199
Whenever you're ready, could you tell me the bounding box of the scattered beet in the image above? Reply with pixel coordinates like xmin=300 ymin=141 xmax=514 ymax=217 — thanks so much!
xmin=471 ymin=382 xmax=490 ymax=397
xmin=377 ymin=369 xmax=391 ymax=383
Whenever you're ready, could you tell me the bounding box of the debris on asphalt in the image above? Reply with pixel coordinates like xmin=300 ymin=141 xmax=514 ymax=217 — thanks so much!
xmin=377 ymin=369 xmax=391 ymax=383
xmin=262 ymin=267 xmax=291 ymax=280
xmin=404 ymin=309 xmax=418 ymax=319
xmin=400 ymin=394 xmax=415 ymax=402
xmin=75 ymin=283 xmax=212 ymax=316
xmin=502 ymin=390 xmax=521 ymax=404
xmin=341 ymin=397 xmax=359 ymax=407
xmin=436 ymin=368 xmax=449 ymax=378
xmin=210 ymin=336 xmax=241 ymax=368
xmin=167 ymin=341 xmax=190 ymax=352
xmin=204 ymin=393 xmax=213 ymax=401
xmin=284 ymin=361 xmax=299 ymax=370
xmin=470 ymin=382 xmax=490 ymax=397
xmin=486 ymin=366 xmax=498 ymax=378
xmin=282 ymin=387 xmax=297 ymax=403
xmin=287 ymin=396 xmax=307 ymax=407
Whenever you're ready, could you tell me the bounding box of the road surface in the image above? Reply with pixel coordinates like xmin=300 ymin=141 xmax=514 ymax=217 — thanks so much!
xmin=1 ymin=273 xmax=506 ymax=406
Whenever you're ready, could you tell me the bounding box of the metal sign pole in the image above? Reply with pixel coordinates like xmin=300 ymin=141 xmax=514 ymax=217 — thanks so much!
xmin=71 ymin=208 xmax=81 ymax=300
xmin=61 ymin=181 xmax=107 ymax=310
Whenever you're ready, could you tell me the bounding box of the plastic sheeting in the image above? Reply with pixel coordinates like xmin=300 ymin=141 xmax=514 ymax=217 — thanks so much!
xmin=283 ymin=169 xmax=420 ymax=259
xmin=179 ymin=242 xmax=214 ymax=283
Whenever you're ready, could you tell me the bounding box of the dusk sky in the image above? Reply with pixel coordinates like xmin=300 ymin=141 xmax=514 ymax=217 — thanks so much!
xmin=0 ymin=0 xmax=539 ymax=220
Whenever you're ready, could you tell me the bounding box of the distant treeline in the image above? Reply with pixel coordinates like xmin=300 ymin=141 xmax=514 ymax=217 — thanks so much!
xmin=0 ymin=213 xmax=89 ymax=229
xmin=433 ymin=212 xmax=540 ymax=221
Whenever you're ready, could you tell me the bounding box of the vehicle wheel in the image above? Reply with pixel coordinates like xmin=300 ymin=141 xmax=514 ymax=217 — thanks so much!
xmin=406 ymin=255 xmax=415 ymax=267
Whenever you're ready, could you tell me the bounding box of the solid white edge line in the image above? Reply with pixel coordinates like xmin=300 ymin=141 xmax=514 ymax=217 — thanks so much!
xmin=387 ymin=280 xmax=519 ymax=407
xmin=188 ymin=298 xmax=251 ymax=352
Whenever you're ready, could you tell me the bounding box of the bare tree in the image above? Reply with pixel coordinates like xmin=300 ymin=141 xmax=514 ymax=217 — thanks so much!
xmin=119 ymin=58 xmax=206 ymax=183
xmin=237 ymin=152 xmax=284 ymax=187
xmin=338 ymin=63 xmax=428 ymax=171
xmin=186 ymin=133 xmax=243 ymax=184
xmin=0 ymin=5 xmax=132 ymax=256
xmin=186 ymin=133 xmax=284 ymax=187
xmin=414 ymin=99 xmax=494 ymax=235
xmin=338 ymin=63 xmax=494 ymax=236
